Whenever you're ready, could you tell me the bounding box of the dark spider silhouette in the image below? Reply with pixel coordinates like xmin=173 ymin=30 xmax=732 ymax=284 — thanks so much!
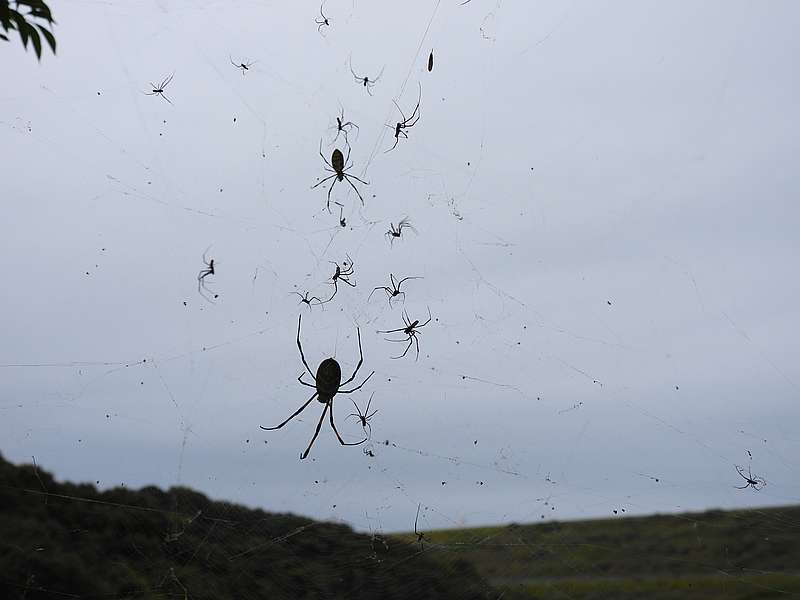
xmin=291 ymin=290 xmax=325 ymax=310
xmin=315 ymin=4 xmax=330 ymax=34
xmin=368 ymin=274 xmax=422 ymax=307
xmin=378 ymin=307 xmax=432 ymax=360
xmin=332 ymin=106 xmax=359 ymax=148
xmin=735 ymin=465 xmax=766 ymax=491
xmin=197 ymin=248 xmax=217 ymax=302
xmin=428 ymin=50 xmax=434 ymax=72
xmin=414 ymin=504 xmax=428 ymax=549
xmin=347 ymin=392 xmax=378 ymax=439
xmin=386 ymin=83 xmax=421 ymax=153
xmin=311 ymin=141 xmax=369 ymax=211
xmin=349 ymin=58 xmax=384 ymax=96
xmin=260 ymin=315 xmax=374 ymax=459
xmin=327 ymin=255 xmax=356 ymax=302
xmin=144 ymin=73 xmax=174 ymax=105
xmin=230 ymin=57 xmax=256 ymax=75
xmin=386 ymin=217 xmax=416 ymax=245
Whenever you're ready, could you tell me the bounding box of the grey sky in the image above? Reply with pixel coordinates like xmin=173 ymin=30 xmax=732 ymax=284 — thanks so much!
xmin=1 ymin=0 xmax=798 ymax=532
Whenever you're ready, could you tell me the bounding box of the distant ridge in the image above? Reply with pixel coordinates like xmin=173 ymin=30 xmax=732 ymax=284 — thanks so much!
xmin=0 ymin=453 xmax=490 ymax=600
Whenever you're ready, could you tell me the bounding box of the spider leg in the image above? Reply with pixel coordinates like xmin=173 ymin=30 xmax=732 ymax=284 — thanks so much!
xmin=311 ymin=174 xmax=337 ymax=190
xmin=326 ymin=179 xmax=337 ymax=211
xmin=343 ymin=176 xmax=365 ymax=206
xmin=377 ymin=327 xmax=407 ymax=334
xmin=390 ymin=337 xmax=414 ymax=360
xmin=368 ymin=286 xmax=388 ymax=301
xmin=329 ymin=400 xmax=367 ymax=446
xmin=162 ymin=72 xmax=175 ymax=88
xmin=418 ymin=307 xmax=433 ymax=327
xmin=300 ymin=402 xmax=329 ymax=460
xmin=159 ymin=93 xmax=174 ymax=106
xmin=365 ymin=392 xmax=374 ymax=414
xmin=340 ymin=277 xmax=356 ymax=288
xmin=338 ymin=370 xmax=375 ymax=394
xmin=296 ymin=315 xmax=316 ymax=380
xmin=385 ymin=136 xmax=400 ymax=153
xmin=260 ymin=391 xmax=318 ymax=431
xmin=396 ymin=276 xmax=422 ymax=287
xmin=413 ymin=335 xmax=420 ymax=361
xmin=298 ymin=373 xmax=316 ymax=388
xmin=326 ymin=281 xmax=339 ymax=303
xmin=340 ymin=327 xmax=365 ymax=386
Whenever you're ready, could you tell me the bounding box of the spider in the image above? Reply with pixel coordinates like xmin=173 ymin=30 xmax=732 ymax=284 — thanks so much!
xmin=386 ymin=83 xmax=421 ymax=153
xmin=735 ymin=465 xmax=766 ymax=491
xmin=378 ymin=307 xmax=432 ymax=360
xmin=349 ymin=58 xmax=384 ymax=96
xmin=386 ymin=217 xmax=416 ymax=245
xmin=428 ymin=50 xmax=434 ymax=72
xmin=315 ymin=4 xmax=330 ymax=34
xmin=334 ymin=202 xmax=347 ymax=228
xmin=144 ymin=73 xmax=174 ymax=105
xmin=291 ymin=290 xmax=325 ymax=310
xmin=197 ymin=248 xmax=217 ymax=301
xmin=368 ymin=274 xmax=422 ymax=307
xmin=311 ymin=141 xmax=369 ymax=211
xmin=332 ymin=107 xmax=359 ymax=148
xmin=327 ymin=255 xmax=355 ymax=302
xmin=260 ymin=315 xmax=374 ymax=459
xmin=347 ymin=392 xmax=378 ymax=439
xmin=414 ymin=504 xmax=428 ymax=549
xmin=230 ymin=57 xmax=256 ymax=75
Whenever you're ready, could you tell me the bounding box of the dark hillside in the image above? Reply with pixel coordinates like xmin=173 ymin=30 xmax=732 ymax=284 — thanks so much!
xmin=0 ymin=453 xmax=490 ymax=600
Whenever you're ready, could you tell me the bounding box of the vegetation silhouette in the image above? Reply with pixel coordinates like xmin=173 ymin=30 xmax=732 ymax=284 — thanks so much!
xmin=1 ymin=1 xmax=56 ymax=59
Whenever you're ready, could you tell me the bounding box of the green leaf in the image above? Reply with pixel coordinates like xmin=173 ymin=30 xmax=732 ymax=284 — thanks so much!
xmin=36 ymin=23 xmax=55 ymax=53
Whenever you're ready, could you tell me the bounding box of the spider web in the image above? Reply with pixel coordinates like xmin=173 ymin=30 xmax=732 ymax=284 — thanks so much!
xmin=1 ymin=0 xmax=799 ymax=599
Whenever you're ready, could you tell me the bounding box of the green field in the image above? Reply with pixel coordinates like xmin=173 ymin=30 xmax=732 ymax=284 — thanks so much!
xmin=394 ymin=506 xmax=800 ymax=599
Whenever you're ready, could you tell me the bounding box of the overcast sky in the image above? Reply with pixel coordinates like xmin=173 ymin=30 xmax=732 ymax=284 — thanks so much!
xmin=1 ymin=0 xmax=798 ymax=533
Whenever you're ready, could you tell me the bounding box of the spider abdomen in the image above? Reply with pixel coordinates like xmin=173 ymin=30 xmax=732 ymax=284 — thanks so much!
xmin=316 ymin=358 xmax=342 ymax=400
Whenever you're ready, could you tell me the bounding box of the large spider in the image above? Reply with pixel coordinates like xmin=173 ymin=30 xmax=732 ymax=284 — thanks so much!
xmin=260 ymin=315 xmax=374 ymax=459
xmin=311 ymin=142 xmax=369 ymax=211
xmin=327 ymin=255 xmax=355 ymax=302
xmin=347 ymin=392 xmax=378 ymax=439
xmin=349 ymin=58 xmax=384 ymax=96
xmin=735 ymin=465 xmax=766 ymax=491
xmin=386 ymin=84 xmax=421 ymax=153
xmin=144 ymin=73 xmax=174 ymax=105
xmin=386 ymin=217 xmax=416 ymax=245
xmin=197 ymin=248 xmax=217 ymax=302
xmin=378 ymin=307 xmax=432 ymax=360
xmin=315 ymin=3 xmax=330 ymax=35
xmin=291 ymin=290 xmax=325 ymax=310
xmin=332 ymin=107 xmax=359 ymax=148
xmin=368 ymin=274 xmax=422 ymax=307
xmin=230 ymin=57 xmax=256 ymax=75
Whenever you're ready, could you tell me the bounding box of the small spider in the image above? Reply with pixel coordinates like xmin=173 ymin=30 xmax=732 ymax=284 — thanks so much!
xmin=334 ymin=202 xmax=347 ymax=228
xmin=327 ymin=255 xmax=356 ymax=302
xmin=291 ymin=290 xmax=325 ymax=310
xmin=260 ymin=315 xmax=374 ymax=459
xmin=347 ymin=392 xmax=378 ymax=439
xmin=197 ymin=247 xmax=217 ymax=301
xmin=311 ymin=142 xmax=369 ymax=211
xmin=414 ymin=504 xmax=428 ymax=549
xmin=315 ymin=3 xmax=330 ymax=34
xmin=735 ymin=465 xmax=766 ymax=491
xmin=144 ymin=73 xmax=174 ymax=105
xmin=386 ymin=217 xmax=416 ymax=245
xmin=349 ymin=58 xmax=384 ymax=96
xmin=386 ymin=83 xmax=421 ymax=153
xmin=332 ymin=107 xmax=359 ymax=148
xmin=378 ymin=307 xmax=432 ymax=360
xmin=230 ymin=57 xmax=256 ymax=75
xmin=368 ymin=274 xmax=422 ymax=307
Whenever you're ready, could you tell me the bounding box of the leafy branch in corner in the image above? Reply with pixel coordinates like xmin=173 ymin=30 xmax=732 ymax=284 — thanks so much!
xmin=1 ymin=0 xmax=57 ymax=59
